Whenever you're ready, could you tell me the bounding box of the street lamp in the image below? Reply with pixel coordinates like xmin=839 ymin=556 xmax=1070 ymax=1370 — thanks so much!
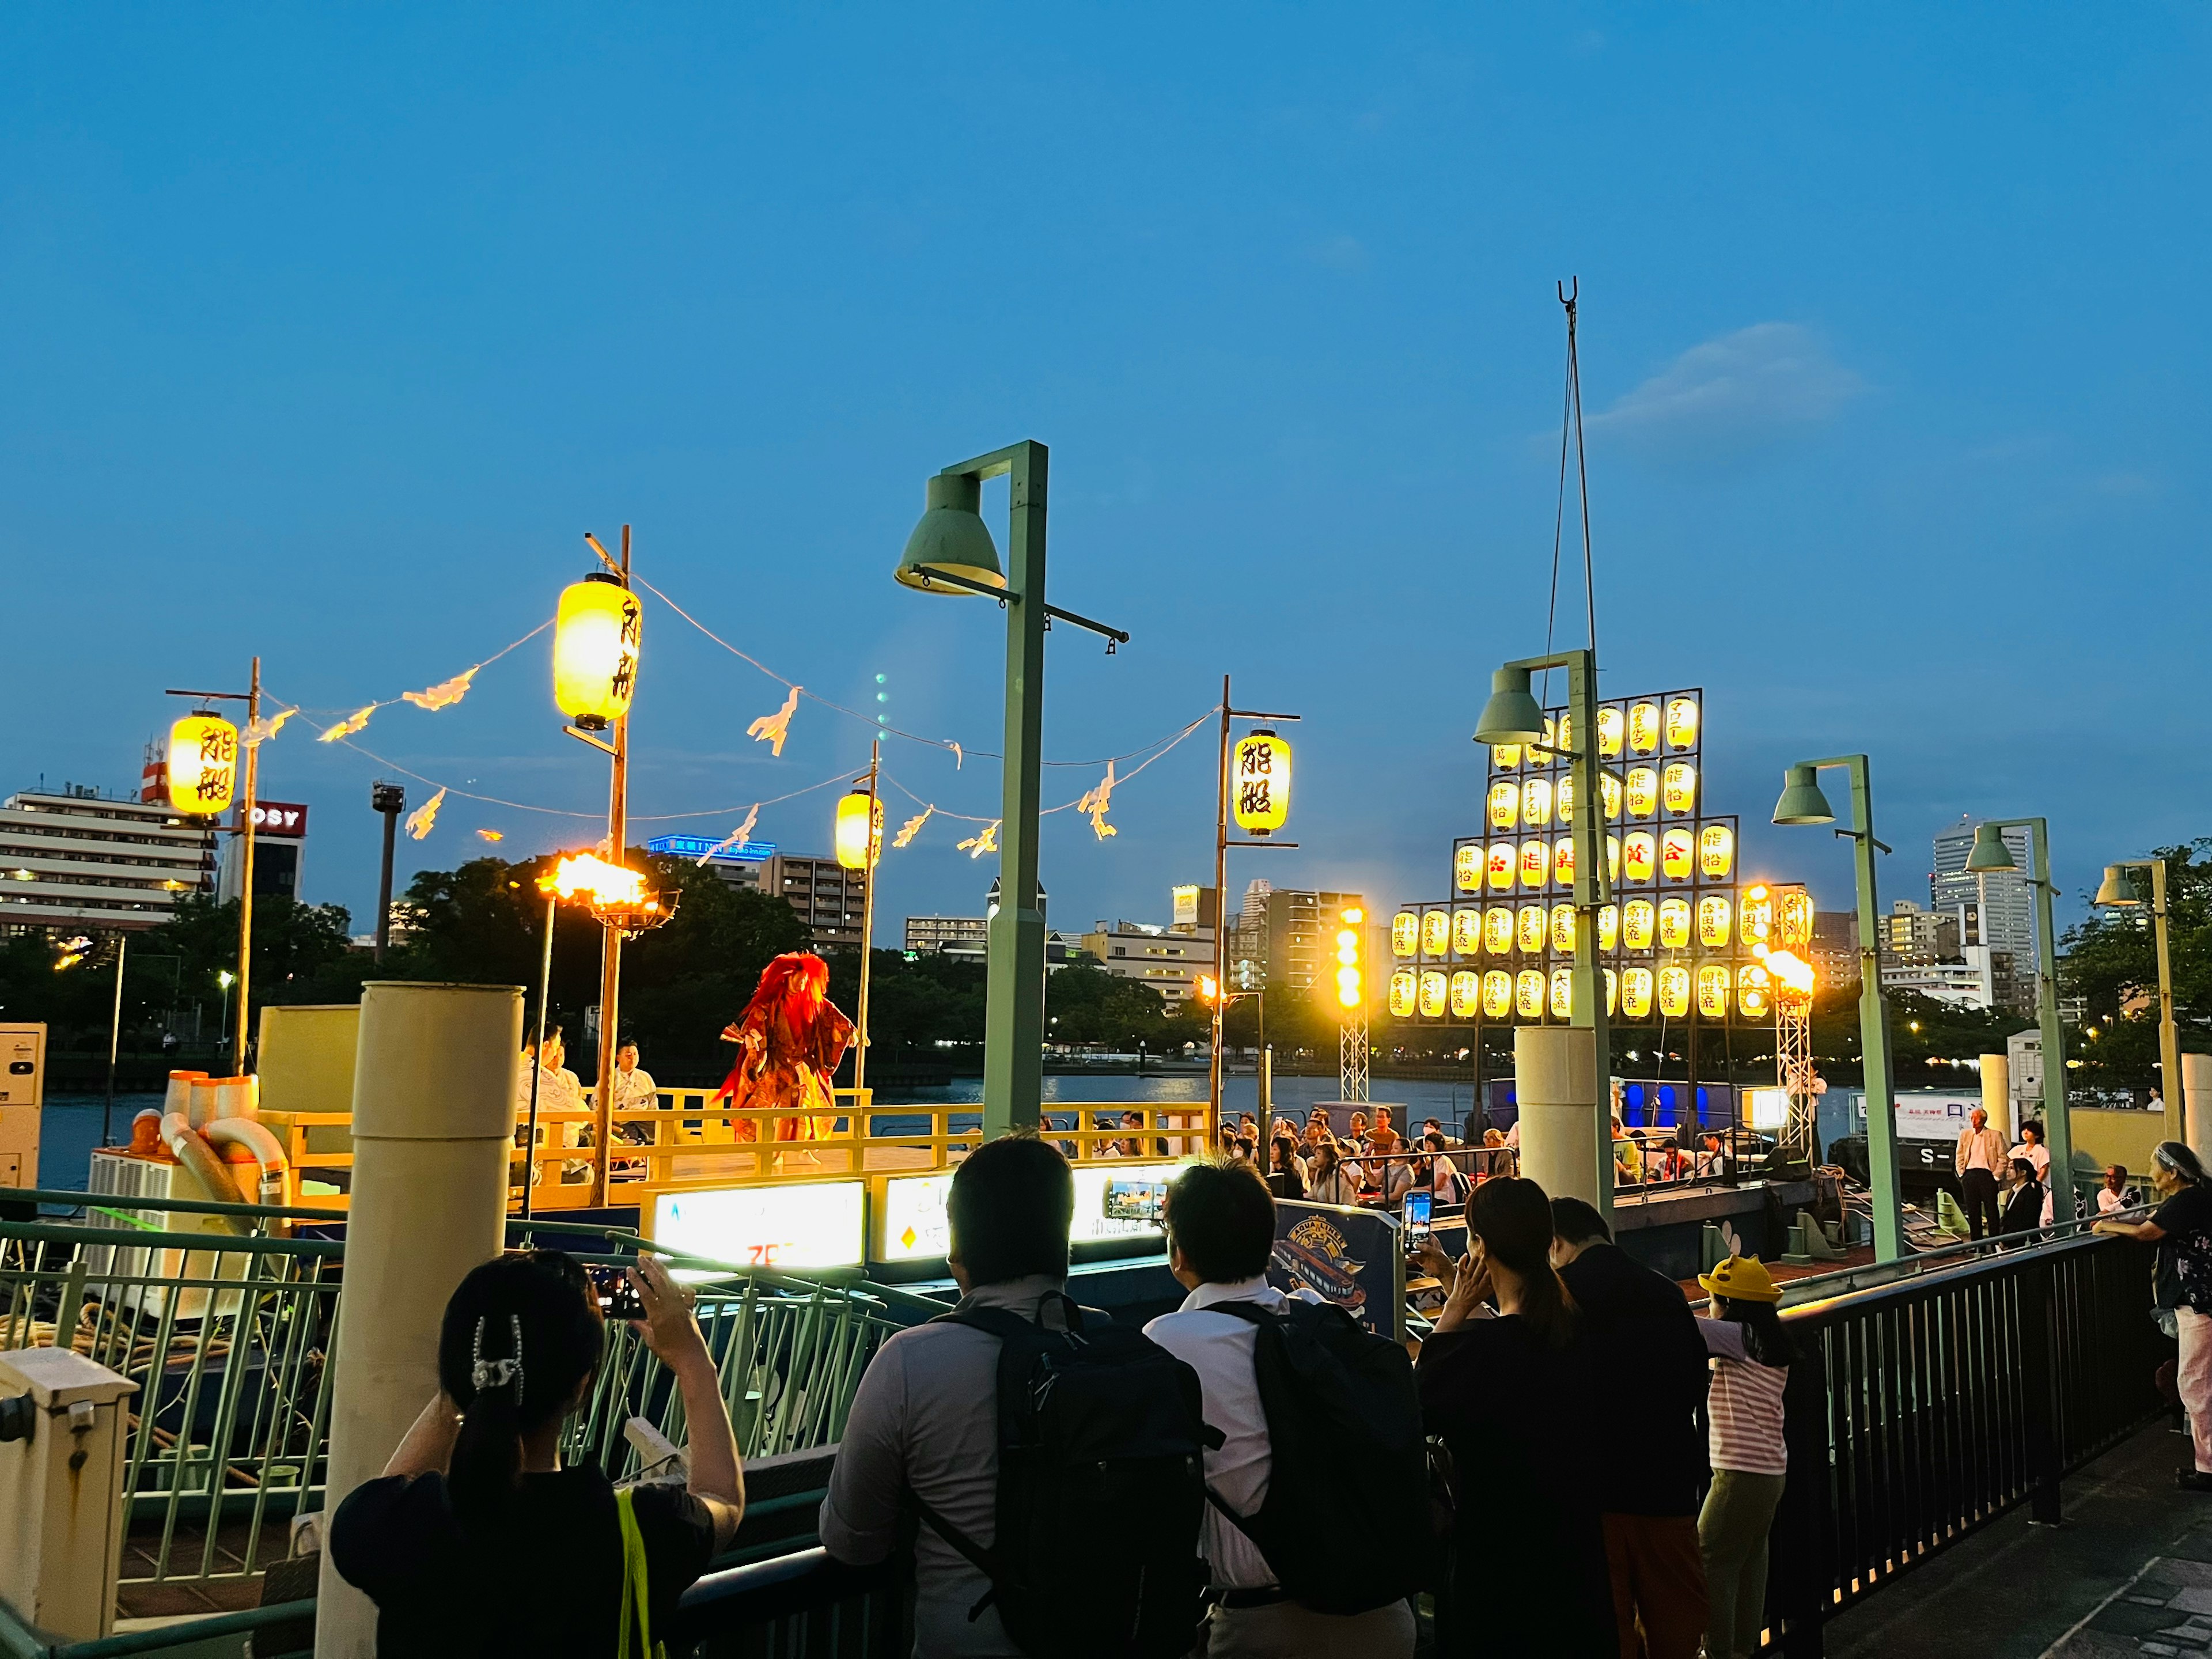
xmin=2095 ymin=858 xmax=2182 ymax=1142
xmin=216 ymin=969 xmax=236 ymax=1048
xmin=1961 ymin=820 xmax=2075 ymax=1218
xmin=894 ymin=441 xmax=1128 ymax=1139
xmin=1770 ymin=757 xmax=1906 ymax=1262
xmin=1474 ymin=652 xmax=1613 ymax=1213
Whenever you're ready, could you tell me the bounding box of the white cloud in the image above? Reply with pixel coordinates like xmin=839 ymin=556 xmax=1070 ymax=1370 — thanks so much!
xmin=1589 ymin=323 xmax=1861 ymax=447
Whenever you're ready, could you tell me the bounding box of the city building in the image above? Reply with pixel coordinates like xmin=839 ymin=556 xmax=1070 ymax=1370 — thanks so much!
xmin=1881 ymin=899 xmax=1959 ymax=967
xmin=1931 ymin=817 xmax=2037 ymax=1015
xmin=0 ymin=785 xmax=217 ymax=937
xmin=1877 ymin=899 xmax=2018 ymax=1012
xmin=758 ymin=853 xmax=868 ymax=953
xmin=218 ymin=800 xmax=309 ymax=904
xmin=904 ymin=914 xmax=986 ymax=954
xmin=1810 ymin=910 xmax=1860 ymax=992
xmin=1264 ymin=888 xmax=1366 ymax=993
xmin=1079 ymin=917 xmax=1213 ymax=1009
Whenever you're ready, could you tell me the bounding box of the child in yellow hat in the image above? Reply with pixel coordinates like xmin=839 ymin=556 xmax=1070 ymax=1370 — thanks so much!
xmin=1696 ymin=1257 xmax=1796 ymax=1659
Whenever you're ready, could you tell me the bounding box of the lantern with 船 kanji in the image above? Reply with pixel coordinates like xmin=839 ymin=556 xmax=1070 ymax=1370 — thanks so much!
xmin=1626 ymin=766 xmax=1659 ymax=819
xmin=1389 ymin=970 xmax=1418 ymax=1017
xmin=1421 ymin=908 xmax=1450 ymax=958
xmin=1391 ymin=911 xmax=1419 ymax=958
xmin=1627 ymin=700 xmax=1660 ymax=755
xmin=1520 ymin=838 xmax=1551 ymax=890
xmin=1516 ymin=969 xmax=1546 ymax=1020
xmin=1418 ymin=970 xmax=1448 ymax=1018
xmin=1554 ymin=835 xmax=1576 ymax=889
xmin=554 ymin=574 xmax=643 ymax=731
xmin=1658 ymin=896 xmax=1691 ymax=950
xmin=1455 ymin=843 xmax=1482 ymax=893
xmin=1597 ymin=706 xmax=1624 ymax=757
xmin=1665 ymin=696 xmax=1699 ymax=751
xmin=1550 ymin=967 xmax=1573 ymax=1019
xmin=1699 ymin=824 xmax=1735 ymax=880
xmin=1662 ymin=762 xmax=1697 ymax=815
xmin=1698 ymin=895 xmax=1733 ymax=948
xmin=1449 ymin=971 xmax=1479 ymax=1018
xmin=1622 ymin=965 xmax=1654 ymax=1020
xmin=1550 ymin=903 xmax=1576 ymax=953
xmin=1623 ymin=899 xmax=1656 ymax=951
xmin=1661 ymin=826 xmax=1694 ymax=881
xmin=1488 ymin=842 xmax=1516 ymax=893
xmin=1452 ymin=908 xmax=1481 ymax=956
xmin=1489 ymin=781 xmax=1518 ymax=830
xmin=1484 ymin=907 xmax=1514 ymax=955
xmin=1738 ymin=963 xmax=1771 ymax=1019
xmin=1517 ymin=904 xmax=1548 ymax=955
xmin=1231 ymin=729 xmax=1291 ymax=836
xmin=1658 ymin=964 xmax=1692 ymax=1018
xmin=1623 ymin=831 xmax=1657 ymax=885
xmin=166 ymin=714 xmax=239 ymax=817
xmin=1521 ymin=777 xmax=1553 ymax=828
xmin=1483 ymin=970 xmax=1513 ymax=1019
xmin=1599 ymin=903 xmax=1619 ymax=952
xmin=1697 ymin=964 xmax=1730 ymax=1018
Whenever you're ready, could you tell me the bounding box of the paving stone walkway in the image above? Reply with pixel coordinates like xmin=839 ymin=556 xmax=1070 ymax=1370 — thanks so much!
xmin=2044 ymin=1525 xmax=2212 ymax=1657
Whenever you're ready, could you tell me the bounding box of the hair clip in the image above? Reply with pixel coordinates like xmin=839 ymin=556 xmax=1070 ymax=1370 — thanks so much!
xmin=470 ymin=1313 xmax=525 ymax=1396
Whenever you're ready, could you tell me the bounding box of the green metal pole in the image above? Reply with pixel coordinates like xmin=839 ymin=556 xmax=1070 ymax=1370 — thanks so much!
xmin=2025 ymin=819 xmax=2073 ymax=1220
xmin=983 ymin=442 xmax=1048 ymax=1137
xmin=2153 ymin=859 xmax=2183 ymax=1145
xmin=1842 ymin=756 xmax=1907 ymax=1262
xmin=1566 ymin=652 xmax=1615 ymax=1221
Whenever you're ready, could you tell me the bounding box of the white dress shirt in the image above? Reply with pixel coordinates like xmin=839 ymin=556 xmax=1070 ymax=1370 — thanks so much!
xmin=1143 ymin=1277 xmax=1322 ymax=1591
xmin=2099 ymin=1186 xmax=2130 ymax=1215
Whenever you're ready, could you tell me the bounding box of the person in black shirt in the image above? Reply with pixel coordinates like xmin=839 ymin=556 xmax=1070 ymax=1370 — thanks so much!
xmin=2097 ymin=1141 xmax=2212 ymax=1488
xmin=331 ymin=1251 xmax=745 ymax=1656
xmin=1550 ymin=1198 xmax=1709 ymax=1659
xmin=1412 ymin=1177 xmax=1616 ymax=1658
xmin=1999 ymin=1158 xmax=2046 ymax=1238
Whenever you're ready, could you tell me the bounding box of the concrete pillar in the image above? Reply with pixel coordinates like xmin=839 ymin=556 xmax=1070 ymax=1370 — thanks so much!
xmin=316 ymin=983 xmax=521 ymax=1659
xmin=0 ymin=1349 xmax=135 ymax=1639
xmin=1514 ymin=1026 xmax=1601 ymax=1207
xmin=2186 ymin=1054 xmax=2212 ymax=1166
xmin=1980 ymin=1054 xmax=2010 ymax=1140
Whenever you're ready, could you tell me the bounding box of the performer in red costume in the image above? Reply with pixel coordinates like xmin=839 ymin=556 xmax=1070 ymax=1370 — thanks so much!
xmin=717 ymin=953 xmax=855 ymax=1142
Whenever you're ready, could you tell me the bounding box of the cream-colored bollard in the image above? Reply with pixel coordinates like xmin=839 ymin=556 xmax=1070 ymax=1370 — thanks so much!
xmin=315 ymin=983 xmax=521 ymax=1659
xmin=2186 ymin=1054 xmax=2212 ymax=1166
xmin=1980 ymin=1054 xmax=2010 ymax=1140
xmin=0 ymin=1349 xmax=135 ymax=1639
xmin=1514 ymin=1026 xmax=1603 ymax=1207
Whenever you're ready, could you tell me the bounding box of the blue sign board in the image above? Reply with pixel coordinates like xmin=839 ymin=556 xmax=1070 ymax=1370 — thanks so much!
xmin=644 ymin=835 xmax=775 ymax=864
xmin=1269 ymin=1199 xmax=1406 ymax=1340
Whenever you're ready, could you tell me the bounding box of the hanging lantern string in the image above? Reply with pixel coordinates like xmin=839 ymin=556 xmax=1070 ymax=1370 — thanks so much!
xmin=275 ymin=619 xmax=555 ymax=745
xmin=874 ymin=707 xmax=1216 ymax=828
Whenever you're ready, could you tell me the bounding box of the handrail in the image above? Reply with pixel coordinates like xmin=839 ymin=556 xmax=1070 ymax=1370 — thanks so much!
xmin=0 ymin=1218 xmax=347 ymax=1259
xmin=7 ymin=1185 xmax=347 ymax=1222
xmin=1775 ymin=1199 xmax=2155 ymax=1307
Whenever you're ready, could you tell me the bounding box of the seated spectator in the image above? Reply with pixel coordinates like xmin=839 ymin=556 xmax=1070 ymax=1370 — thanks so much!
xmin=1238 ymin=1113 xmax=1260 ymax=1143
xmin=331 ymin=1252 xmax=743 ymax=1655
xmin=1414 ymin=1179 xmax=1616 ymax=1656
xmin=2000 ymin=1157 xmax=2046 ymax=1237
xmin=1421 ymin=1116 xmax=1447 ymax=1148
xmin=820 ymin=1135 xmax=1084 ymax=1653
xmin=1215 ymin=1122 xmax=1242 ymax=1159
xmin=1376 ymin=1151 xmax=1415 ymax=1211
xmin=1308 ymin=1138 xmax=1361 ymax=1207
xmin=1146 ymin=1162 xmax=1416 ymax=1657
xmin=1426 ymin=1132 xmax=1464 ymax=1205
xmin=1479 ymin=1127 xmax=1510 ymax=1182
xmin=1369 ymin=1107 xmax=1404 ymax=1157
xmin=1696 ymin=1132 xmax=1730 ymax=1179
xmin=1612 ymin=1117 xmax=1643 ymax=1187
xmin=1347 ymin=1111 xmax=1372 ymax=1154
xmin=1233 ymin=1134 xmax=1259 ymax=1166
xmin=1266 ymin=1135 xmax=1307 ymax=1201
xmin=2099 ymin=1164 xmax=2133 ymax=1216
xmin=1652 ymin=1138 xmax=1692 ymax=1183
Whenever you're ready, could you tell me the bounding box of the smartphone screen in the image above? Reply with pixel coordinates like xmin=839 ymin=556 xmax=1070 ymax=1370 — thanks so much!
xmin=1104 ymin=1179 xmax=1165 ymax=1224
xmin=590 ymin=1265 xmax=646 ymax=1321
xmin=1403 ymin=1188 xmax=1433 ymax=1240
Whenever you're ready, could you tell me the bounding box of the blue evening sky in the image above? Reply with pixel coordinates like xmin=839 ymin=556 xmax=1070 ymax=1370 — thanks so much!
xmin=3 ymin=7 xmax=2206 ymax=945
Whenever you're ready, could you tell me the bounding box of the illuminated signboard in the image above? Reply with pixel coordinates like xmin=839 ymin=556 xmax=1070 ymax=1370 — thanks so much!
xmin=650 ymin=1181 xmax=866 ymax=1271
xmin=643 ymin=834 xmax=775 ymax=865
xmin=876 ymin=1163 xmax=1182 ymax=1263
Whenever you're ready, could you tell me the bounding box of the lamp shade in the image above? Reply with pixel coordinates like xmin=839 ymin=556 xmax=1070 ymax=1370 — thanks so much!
xmin=1474 ymin=667 xmax=1545 ymax=746
xmin=835 ymin=786 xmax=882 ymax=870
xmin=2094 ymin=863 xmax=2142 ymax=907
xmin=166 ymin=714 xmax=238 ymax=816
xmin=895 ymin=472 xmax=1005 ymax=594
xmin=553 ymin=574 xmax=642 ymax=730
xmin=1771 ymin=764 xmax=1836 ymax=827
xmin=1964 ymin=823 xmax=2017 ymax=874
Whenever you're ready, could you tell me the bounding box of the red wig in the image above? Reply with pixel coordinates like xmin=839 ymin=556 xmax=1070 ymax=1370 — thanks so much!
xmin=739 ymin=952 xmax=830 ymax=1028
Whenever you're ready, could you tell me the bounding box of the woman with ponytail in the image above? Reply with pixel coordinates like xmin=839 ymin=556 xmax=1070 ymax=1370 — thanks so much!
xmin=1411 ymin=1176 xmax=1615 ymax=1657
xmin=331 ymin=1251 xmax=745 ymax=1655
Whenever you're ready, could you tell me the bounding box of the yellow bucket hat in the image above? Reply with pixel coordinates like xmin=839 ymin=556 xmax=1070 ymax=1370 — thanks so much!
xmin=1699 ymin=1254 xmax=1781 ymax=1304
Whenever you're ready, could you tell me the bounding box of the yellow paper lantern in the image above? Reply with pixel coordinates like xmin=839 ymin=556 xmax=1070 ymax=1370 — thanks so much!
xmin=1606 ymin=834 xmax=1620 ymax=883
xmin=1699 ymin=824 xmax=1736 ymax=880
xmin=1600 ymin=772 xmax=1624 ymax=821
xmin=1620 ymin=965 xmax=1654 ymax=1020
xmin=1597 ymin=705 xmax=1624 ymax=758
xmin=1482 ymin=969 xmax=1513 ymax=1020
xmin=1449 ymin=970 xmax=1480 ymax=1018
xmin=554 ymin=575 xmax=642 ymax=730
xmin=1517 ymin=904 xmax=1548 ymax=955
xmin=1697 ymin=895 xmax=1733 ymax=949
xmin=1696 ymin=964 xmax=1731 ymax=1019
xmin=1555 ymin=772 xmax=1577 ymax=825
xmin=1488 ymin=781 xmax=1519 ymax=830
xmin=1388 ymin=969 xmax=1418 ymax=1017
xmin=1549 ymin=967 xmax=1573 ymax=1019
xmin=1553 ymin=835 xmax=1577 ymax=889
xmin=1658 ymin=897 xmax=1691 ymax=950
xmin=1661 ymin=826 xmax=1695 ymax=881
xmin=1529 ymin=717 xmax=1557 ymax=765
xmin=1622 ymin=831 xmax=1657 ymax=885
xmin=1556 ymin=711 xmax=1573 ymax=753
xmin=1740 ymin=884 xmax=1774 ymax=952
xmin=1418 ymin=969 xmax=1448 ymax=1019
xmin=1487 ymin=842 xmax=1517 ymax=893
xmin=1519 ymin=838 xmax=1551 ymax=891
xmin=1625 ymin=766 xmax=1659 ymax=819
xmin=166 ymin=714 xmax=239 ymax=817
xmin=1657 ymin=963 xmax=1691 ymax=1018
xmin=1231 ymin=729 xmax=1292 ymax=836
xmin=834 ymin=786 xmax=882 ymax=870
xmin=1662 ymin=762 xmax=1698 ymax=816
xmin=1604 ymin=967 xmax=1618 ymax=1017
xmin=1521 ymin=777 xmax=1554 ymax=828
xmin=1778 ymin=888 xmax=1815 ymax=951
xmin=1452 ymin=908 xmax=1482 ymax=957
xmin=1454 ymin=843 xmax=1483 ymax=893
xmin=1516 ymin=969 xmax=1547 ymax=1020
xmin=1623 ymin=899 xmax=1656 ymax=952
xmin=1664 ymin=696 xmax=1700 ymax=751
xmin=1492 ymin=743 xmax=1522 ymax=771
xmin=1483 ymin=907 xmax=1514 ymax=955
xmin=1391 ymin=911 xmax=1419 ymax=958
xmin=1550 ymin=903 xmax=1576 ymax=953
xmin=1627 ymin=700 xmax=1661 ymax=755
xmin=1599 ymin=903 xmax=1619 ymax=952
xmin=1738 ymin=963 xmax=1772 ymax=1019
xmin=1421 ymin=908 xmax=1450 ymax=958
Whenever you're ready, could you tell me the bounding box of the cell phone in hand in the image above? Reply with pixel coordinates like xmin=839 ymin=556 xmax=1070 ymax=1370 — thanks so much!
xmin=1403 ymin=1188 xmax=1433 ymax=1242
xmin=589 ymin=1265 xmax=646 ymax=1321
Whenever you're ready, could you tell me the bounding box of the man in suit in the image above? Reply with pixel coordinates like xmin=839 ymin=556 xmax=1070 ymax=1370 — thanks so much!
xmin=1955 ymin=1107 xmax=2009 ymax=1240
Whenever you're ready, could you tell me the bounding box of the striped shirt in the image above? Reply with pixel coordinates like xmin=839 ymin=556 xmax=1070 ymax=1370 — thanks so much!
xmin=1702 ymin=1319 xmax=1789 ymax=1476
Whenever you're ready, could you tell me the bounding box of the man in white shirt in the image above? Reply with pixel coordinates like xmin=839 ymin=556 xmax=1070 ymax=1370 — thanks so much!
xmin=608 ymin=1040 xmax=659 ymax=1180
xmin=1144 ymin=1162 xmax=1415 ymax=1658
xmin=1954 ymin=1107 xmax=2009 ymax=1239
xmin=514 ymin=1027 xmax=585 ymax=1186
xmin=2099 ymin=1164 xmax=2134 ymax=1215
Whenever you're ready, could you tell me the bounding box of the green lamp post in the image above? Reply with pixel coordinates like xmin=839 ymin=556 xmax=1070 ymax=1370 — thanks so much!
xmin=1772 ymin=757 xmax=1906 ymax=1262
xmin=895 ymin=442 xmax=1127 ymax=1139
xmin=1474 ymin=651 xmax=1613 ymax=1216
xmin=1963 ymin=820 xmax=2076 ymax=1218
xmin=2094 ymin=858 xmax=2182 ymax=1143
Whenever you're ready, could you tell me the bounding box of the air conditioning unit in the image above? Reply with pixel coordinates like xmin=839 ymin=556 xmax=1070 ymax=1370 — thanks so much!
xmin=0 ymin=1023 xmax=44 ymax=1190
xmin=84 ymin=1153 xmax=247 ymax=1321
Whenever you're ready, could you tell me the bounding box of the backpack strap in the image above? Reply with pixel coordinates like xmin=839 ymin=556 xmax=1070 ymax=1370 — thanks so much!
xmin=614 ymin=1487 xmax=662 ymax=1659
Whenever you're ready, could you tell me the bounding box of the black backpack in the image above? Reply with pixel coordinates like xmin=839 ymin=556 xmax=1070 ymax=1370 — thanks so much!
xmin=1204 ymin=1298 xmax=1447 ymax=1615
xmin=911 ymin=1297 xmax=1214 ymax=1659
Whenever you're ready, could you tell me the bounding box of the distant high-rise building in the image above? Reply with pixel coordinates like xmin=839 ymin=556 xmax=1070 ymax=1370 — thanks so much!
xmin=1264 ymin=888 xmax=1366 ymax=994
xmin=0 ymin=785 xmax=217 ymax=936
xmin=1809 ymin=910 xmax=1859 ymax=992
xmin=904 ymin=915 xmax=986 ymax=954
xmin=1931 ymin=816 xmax=2036 ymax=1014
xmin=1241 ymin=878 xmax=1273 ymax=921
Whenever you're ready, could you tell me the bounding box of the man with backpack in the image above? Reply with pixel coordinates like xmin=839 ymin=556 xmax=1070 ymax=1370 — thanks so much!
xmin=820 ymin=1134 xmax=1213 ymax=1658
xmin=1145 ymin=1160 xmax=1424 ymax=1657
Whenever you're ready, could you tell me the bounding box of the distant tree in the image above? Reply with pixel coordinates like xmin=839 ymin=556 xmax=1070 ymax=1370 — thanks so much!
xmin=2061 ymin=839 xmax=2212 ymax=1100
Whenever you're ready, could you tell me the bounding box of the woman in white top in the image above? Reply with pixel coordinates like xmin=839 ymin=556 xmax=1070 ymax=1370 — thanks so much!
xmin=1695 ymin=1255 xmax=1797 ymax=1659
xmin=1307 ymin=1138 xmax=1362 ymax=1207
xmin=2013 ymin=1123 xmax=2055 ymax=1226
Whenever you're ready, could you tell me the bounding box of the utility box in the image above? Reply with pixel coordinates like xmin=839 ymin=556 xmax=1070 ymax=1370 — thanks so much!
xmin=0 ymin=1347 xmax=137 ymax=1639
xmin=0 ymin=1023 xmax=45 ymax=1190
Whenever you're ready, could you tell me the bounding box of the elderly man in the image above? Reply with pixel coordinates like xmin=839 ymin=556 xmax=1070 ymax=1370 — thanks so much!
xmin=1955 ymin=1107 xmax=2009 ymax=1240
